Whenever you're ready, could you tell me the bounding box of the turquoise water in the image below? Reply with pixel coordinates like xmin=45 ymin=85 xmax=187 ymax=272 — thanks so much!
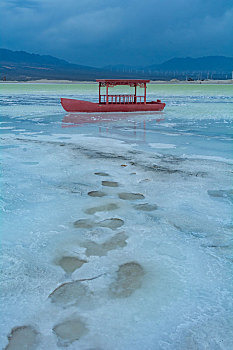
xmin=1 ymin=83 xmax=233 ymax=350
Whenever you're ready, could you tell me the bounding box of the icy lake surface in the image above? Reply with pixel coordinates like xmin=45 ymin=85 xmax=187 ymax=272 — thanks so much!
xmin=0 ymin=83 xmax=233 ymax=350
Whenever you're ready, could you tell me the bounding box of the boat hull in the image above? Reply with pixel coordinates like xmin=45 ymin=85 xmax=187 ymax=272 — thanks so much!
xmin=61 ymin=98 xmax=165 ymax=113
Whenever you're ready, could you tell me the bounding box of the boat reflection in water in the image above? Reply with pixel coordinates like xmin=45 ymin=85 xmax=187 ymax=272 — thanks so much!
xmin=62 ymin=112 xmax=165 ymax=127
xmin=62 ymin=112 xmax=165 ymax=141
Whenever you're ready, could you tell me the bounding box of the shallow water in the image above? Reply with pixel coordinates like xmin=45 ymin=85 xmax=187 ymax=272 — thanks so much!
xmin=0 ymin=83 xmax=233 ymax=350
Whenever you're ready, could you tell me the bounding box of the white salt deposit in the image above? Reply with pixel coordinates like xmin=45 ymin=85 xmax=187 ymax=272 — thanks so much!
xmin=149 ymin=142 xmax=176 ymax=149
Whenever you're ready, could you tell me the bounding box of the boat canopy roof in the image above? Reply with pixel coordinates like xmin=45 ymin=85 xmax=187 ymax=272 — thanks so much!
xmin=96 ymin=79 xmax=150 ymax=87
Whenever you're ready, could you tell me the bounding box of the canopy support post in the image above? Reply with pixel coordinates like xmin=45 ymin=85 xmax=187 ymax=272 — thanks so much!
xmin=134 ymin=84 xmax=137 ymax=104
xmin=99 ymin=82 xmax=101 ymax=104
xmin=144 ymin=83 xmax=147 ymax=104
xmin=106 ymin=83 xmax=109 ymax=104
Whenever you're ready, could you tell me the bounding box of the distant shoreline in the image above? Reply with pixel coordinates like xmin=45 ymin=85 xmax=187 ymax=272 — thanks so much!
xmin=0 ymin=79 xmax=232 ymax=84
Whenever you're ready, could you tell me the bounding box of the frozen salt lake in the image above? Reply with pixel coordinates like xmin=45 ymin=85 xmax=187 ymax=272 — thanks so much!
xmin=0 ymin=83 xmax=233 ymax=350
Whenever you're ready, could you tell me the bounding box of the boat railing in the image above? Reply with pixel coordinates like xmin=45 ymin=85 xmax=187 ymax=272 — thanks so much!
xmin=100 ymin=94 xmax=145 ymax=104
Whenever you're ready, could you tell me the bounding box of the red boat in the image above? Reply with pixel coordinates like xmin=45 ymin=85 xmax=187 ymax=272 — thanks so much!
xmin=61 ymin=79 xmax=165 ymax=112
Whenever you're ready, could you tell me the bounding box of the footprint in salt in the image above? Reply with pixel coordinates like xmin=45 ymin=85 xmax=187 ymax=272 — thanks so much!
xmin=56 ymin=256 xmax=87 ymax=274
xmin=133 ymin=203 xmax=158 ymax=211
xmin=94 ymin=172 xmax=109 ymax=176
xmin=85 ymin=203 xmax=119 ymax=215
xmin=82 ymin=232 xmax=128 ymax=257
xmin=97 ymin=218 xmax=124 ymax=230
xmin=53 ymin=318 xmax=88 ymax=347
xmin=102 ymin=232 xmax=128 ymax=251
xmin=74 ymin=218 xmax=124 ymax=230
xmin=139 ymin=178 xmax=151 ymax=183
xmin=73 ymin=219 xmax=94 ymax=228
xmin=109 ymin=262 xmax=144 ymax=298
xmin=4 ymin=326 xmax=39 ymax=350
xmin=208 ymin=189 xmax=233 ymax=201
xmin=102 ymin=181 xmax=119 ymax=187
xmin=88 ymin=191 xmax=107 ymax=197
xmin=118 ymin=192 xmax=145 ymax=200
xmin=49 ymin=281 xmax=89 ymax=307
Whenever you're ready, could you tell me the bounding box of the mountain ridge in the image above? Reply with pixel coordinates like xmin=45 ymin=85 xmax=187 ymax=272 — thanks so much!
xmin=147 ymin=56 xmax=233 ymax=72
xmin=1 ymin=48 xmax=232 ymax=81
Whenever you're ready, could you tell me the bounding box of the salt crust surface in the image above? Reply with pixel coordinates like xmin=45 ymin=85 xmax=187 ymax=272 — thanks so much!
xmin=2 ymin=133 xmax=232 ymax=350
xmin=1 ymin=85 xmax=233 ymax=350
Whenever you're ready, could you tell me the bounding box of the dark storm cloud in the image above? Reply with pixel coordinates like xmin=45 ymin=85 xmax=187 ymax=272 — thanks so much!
xmin=0 ymin=0 xmax=232 ymax=66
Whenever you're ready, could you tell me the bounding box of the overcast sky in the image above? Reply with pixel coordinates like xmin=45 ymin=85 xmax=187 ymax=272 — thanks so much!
xmin=0 ymin=0 xmax=233 ymax=67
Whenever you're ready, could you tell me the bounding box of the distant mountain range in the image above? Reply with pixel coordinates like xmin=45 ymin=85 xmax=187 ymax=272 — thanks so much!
xmin=147 ymin=56 xmax=233 ymax=72
xmin=0 ymin=48 xmax=105 ymax=81
xmin=1 ymin=48 xmax=232 ymax=81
